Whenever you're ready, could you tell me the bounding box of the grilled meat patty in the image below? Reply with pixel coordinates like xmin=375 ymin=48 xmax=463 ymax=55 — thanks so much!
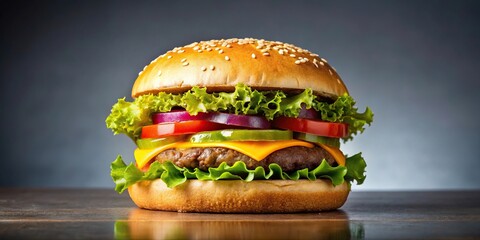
xmin=154 ymin=146 xmax=336 ymax=172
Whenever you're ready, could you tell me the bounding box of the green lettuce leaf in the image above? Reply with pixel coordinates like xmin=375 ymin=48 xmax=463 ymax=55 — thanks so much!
xmin=106 ymin=84 xmax=373 ymax=141
xmin=314 ymin=93 xmax=374 ymax=141
xmin=345 ymin=153 xmax=367 ymax=185
xmin=105 ymin=98 xmax=150 ymax=141
xmin=111 ymin=154 xmax=367 ymax=194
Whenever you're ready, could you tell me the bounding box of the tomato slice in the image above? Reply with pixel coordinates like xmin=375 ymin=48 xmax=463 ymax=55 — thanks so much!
xmin=272 ymin=117 xmax=348 ymax=138
xmin=141 ymin=120 xmax=228 ymax=138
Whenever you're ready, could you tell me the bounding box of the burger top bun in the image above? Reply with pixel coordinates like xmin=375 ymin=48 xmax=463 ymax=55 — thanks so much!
xmin=132 ymin=38 xmax=348 ymax=98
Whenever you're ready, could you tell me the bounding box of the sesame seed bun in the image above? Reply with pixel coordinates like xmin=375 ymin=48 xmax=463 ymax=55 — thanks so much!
xmin=128 ymin=179 xmax=349 ymax=213
xmin=132 ymin=38 xmax=348 ymax=98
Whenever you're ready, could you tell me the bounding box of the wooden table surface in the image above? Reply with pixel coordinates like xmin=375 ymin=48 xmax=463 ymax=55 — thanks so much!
xmin=0 ymin=189 xmax=479 ymax=239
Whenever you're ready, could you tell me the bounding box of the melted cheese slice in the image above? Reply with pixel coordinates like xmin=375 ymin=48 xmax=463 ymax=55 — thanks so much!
xmin=318 ymin=143 xmax=346 ymax=166
xmin=134 ymin=140 xmax=315 ymax=169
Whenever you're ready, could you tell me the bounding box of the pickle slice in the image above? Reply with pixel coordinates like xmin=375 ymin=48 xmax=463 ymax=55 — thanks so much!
xmin=136 ymin=135 xmax=186 ymax=149
xmin=293 ymin=133 xmax=340 ymax=148
xmin=189 ymin=130 xmax=293 ymax=143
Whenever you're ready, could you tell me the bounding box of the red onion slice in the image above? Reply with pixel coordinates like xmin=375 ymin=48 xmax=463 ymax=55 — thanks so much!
xmin=298 ymin=105 xmax=318 ymax=119
xmin=208 ymin=112 xmax=271 ymax=129
xmin=152 ymin=111 xmax=271 ymax=129
xmin=152 ymin=111 xmax=209 ymax=123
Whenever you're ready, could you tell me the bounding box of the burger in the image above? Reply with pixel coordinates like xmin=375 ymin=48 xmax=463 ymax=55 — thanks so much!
xmin=106 ymin=38 xmax=373 ymax=213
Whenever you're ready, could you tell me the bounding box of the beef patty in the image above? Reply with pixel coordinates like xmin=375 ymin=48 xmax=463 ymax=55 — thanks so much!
xmin=154 ymin=146 xmax=336 ymax=172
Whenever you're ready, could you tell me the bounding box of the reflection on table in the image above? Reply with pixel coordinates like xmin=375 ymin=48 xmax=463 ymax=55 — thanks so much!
xmin=115 ymin=209 xmax=364 ymax=240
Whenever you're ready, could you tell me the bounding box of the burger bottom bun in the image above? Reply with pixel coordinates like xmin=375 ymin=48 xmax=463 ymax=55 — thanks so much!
xmin=128 ymin=179 xmax=350 ymax=213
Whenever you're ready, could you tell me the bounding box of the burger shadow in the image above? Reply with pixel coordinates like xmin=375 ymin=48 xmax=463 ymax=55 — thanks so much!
xmin=114 ymin=208 xmax=364 ymax=240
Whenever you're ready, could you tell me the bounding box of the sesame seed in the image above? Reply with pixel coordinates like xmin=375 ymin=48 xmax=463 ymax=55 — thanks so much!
xmin=138 ymin=71 xmax=143 ymax=75
xmin=143 ymin=65 xmax=147 ymax=71
xmin=159 ymin=39 xmax=324 ymax=73
xmin=328 ymin=69 xmax=333 ymax=75
xmin=158 ymin=70 xmax=162 ymax=76
xmin=181 ymin=58 xmax=187 ymax=63
xmin=210 ymin=65 xmax=215 ymax=70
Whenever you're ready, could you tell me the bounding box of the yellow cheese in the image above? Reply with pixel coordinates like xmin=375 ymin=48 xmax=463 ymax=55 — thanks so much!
xmin=318 ymin=143 xmax=346 ymax=166
xmin=134 ymin=140 xmax=314 ymax=169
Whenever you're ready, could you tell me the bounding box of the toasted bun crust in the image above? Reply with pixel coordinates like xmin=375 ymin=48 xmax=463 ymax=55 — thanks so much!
xmin=128 ymin=179 xmax=349 ymax=213
xmin=132 ymin=38 xmax=348 ymax=98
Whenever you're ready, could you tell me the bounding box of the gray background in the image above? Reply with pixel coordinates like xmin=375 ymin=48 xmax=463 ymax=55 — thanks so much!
xmin=1 ymin=0 xmax=479 ymax=190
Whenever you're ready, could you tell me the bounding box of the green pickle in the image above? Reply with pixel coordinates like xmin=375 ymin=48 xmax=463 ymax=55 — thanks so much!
xmin=189 ymin=130 xmax=293 ymax=143
xmin=293 ymin=133 xmax=340 ymax=148
xmin=136 ymin=136 xmax=186 ymax=149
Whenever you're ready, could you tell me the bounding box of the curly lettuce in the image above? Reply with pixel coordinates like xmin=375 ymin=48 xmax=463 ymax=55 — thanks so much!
xmin=110 ymin=153 xmax=367 ymax=193
xmin=106 ymin=84 xmax=373 ymax=141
